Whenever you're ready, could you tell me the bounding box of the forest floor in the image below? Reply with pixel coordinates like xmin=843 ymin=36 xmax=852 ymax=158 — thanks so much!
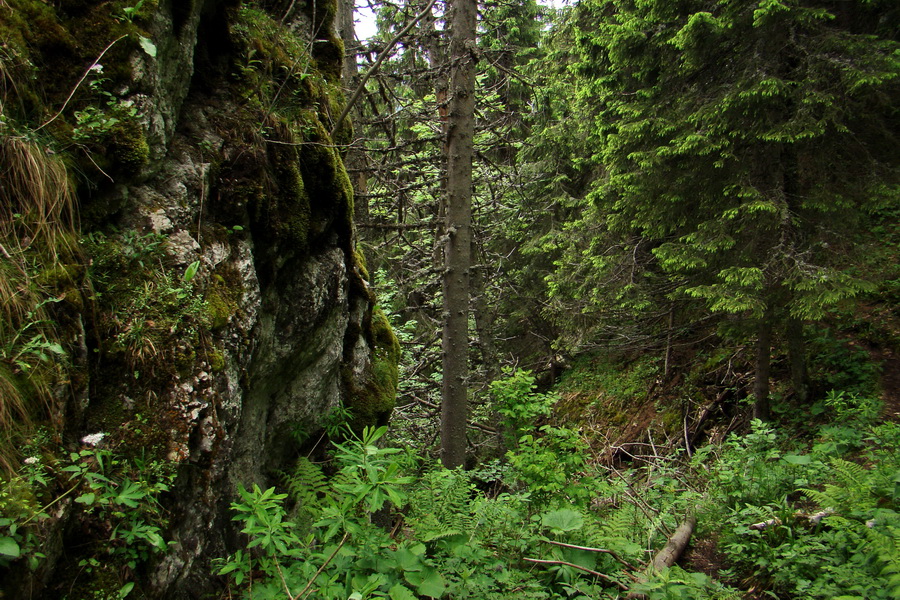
xmin=680 ymin=342 xmax=900 ymax=599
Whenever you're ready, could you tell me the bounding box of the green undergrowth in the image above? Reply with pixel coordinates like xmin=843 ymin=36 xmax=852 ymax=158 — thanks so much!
xmin=216 ymin=370 xmax=900 ymax=600
xmin=692 ymin=391 xmax=900 ymax=599
xmin=0 ymin=424 xmax=176 ymax=598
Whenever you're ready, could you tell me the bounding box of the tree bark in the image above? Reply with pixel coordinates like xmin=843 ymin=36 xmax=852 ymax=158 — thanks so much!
xmin=786 ymin=316 xmax=809 ymax=404
xmin=441 ymin=0 xmax=476 ymax=469
xmin=664 ymin=302 xmax=675 ymax=378
xmin=753 ymin=306 xmax=774 ymax=421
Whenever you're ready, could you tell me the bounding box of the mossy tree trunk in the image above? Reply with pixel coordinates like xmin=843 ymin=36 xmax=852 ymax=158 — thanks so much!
xmin=441 ymin=0 xmax=476 ymax=469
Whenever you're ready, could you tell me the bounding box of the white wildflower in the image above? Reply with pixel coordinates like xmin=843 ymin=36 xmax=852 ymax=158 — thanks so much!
xmin=89 ymin=63 xmax=104 ymax=73
xmin=81 ymin=432 xmax=106 ymax=446
xmin=24 ymin=456 xmax=40 ymax=465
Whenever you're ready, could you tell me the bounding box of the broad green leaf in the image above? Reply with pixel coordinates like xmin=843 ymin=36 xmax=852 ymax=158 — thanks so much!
xmin=0 ymin=536 xmax=20 ymax=558
xmin=415 ymin=569 xmax=446 ymax=598
xmin=394 ymin=545 xmax=426 ymax=571
xmin=782 ymin=454 xmax=812 ymax=465
xmin=389 ymin=583 xmax=418 ymax=600
xmin=138 ymin=36 xmax=157 ymax=58
xmin=541 ymin=508 xmax=584 ymax=533
xmin=118 ymin=582 xmax=135 ymax=598
xmin=183 ymin=260 xmax=200 ymax=282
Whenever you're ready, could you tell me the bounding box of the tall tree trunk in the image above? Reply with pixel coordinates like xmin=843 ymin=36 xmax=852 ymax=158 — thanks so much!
xmin=441 ymin=0 xmax=476 ymax=469
xmin=753 ymin=306 xmax=774 ymax=421
xmin=472 ymin=262 xmax=499 ymax=381
xmin=786 ymin=316 xmax=809 ymax=404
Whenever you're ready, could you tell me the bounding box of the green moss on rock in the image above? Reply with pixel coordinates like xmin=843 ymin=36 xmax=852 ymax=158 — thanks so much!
xmin=312 ymin=35 xmax=344 ymax=83
xmin=205 ymin=273 xmax=241 ymax=330
xmin=294 ymin=111 xmax=354 ymax=242
xmin=345 ymin=307 xmax=400 ymax=431
xmin=270 ymin=143 xmax=312 ymax=249
xmin=353 ymin=249 xmax=370 ymax=281
xmin=206 ymin=347 xmax=226 ymax=372
xmin=108 ymin=118 xmax=150 ymax=172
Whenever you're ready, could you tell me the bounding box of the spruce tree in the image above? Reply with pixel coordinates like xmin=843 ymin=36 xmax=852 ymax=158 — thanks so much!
xmin=565 ymin=0 xmax=899 ymax=416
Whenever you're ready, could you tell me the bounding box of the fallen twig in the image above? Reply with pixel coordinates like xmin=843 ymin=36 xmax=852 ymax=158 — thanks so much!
xmin=541 ymin=539 xmax=645 ymax=570
xmin=523 ymin=557 xmax=629 ymax=591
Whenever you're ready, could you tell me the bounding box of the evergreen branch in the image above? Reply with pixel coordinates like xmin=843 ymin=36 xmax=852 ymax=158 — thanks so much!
xmin=330 ymin=0 xmax=439 ymax=137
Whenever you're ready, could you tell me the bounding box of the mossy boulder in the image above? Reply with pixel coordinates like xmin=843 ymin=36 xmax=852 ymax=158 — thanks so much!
xmin=345 ymin=307 xmax=401 ymax=431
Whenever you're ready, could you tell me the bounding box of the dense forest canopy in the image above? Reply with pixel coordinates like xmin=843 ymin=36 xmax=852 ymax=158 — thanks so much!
xmin=0 ymin=0 xmax=898 ymax=598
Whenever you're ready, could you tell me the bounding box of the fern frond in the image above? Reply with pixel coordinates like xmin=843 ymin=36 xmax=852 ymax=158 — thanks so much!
xmin=867 ymin=523 xmax=900 ymax=599
xmin=282 ymin=456 xmax=330 ymax=511
xmin=801 ymin=457 xmax=875 ymax=511
xmin=600 ymin=504 xmax=644 ymax=541
xmin=421 ymin=528 xmax=464 ymax=542
xmin=407 ymin=469 xmax=477 ymax=540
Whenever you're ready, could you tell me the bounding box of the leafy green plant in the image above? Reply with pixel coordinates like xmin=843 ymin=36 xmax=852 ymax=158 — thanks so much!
xmin=118 ymin=0 xmax=151 ymax=23
xmin=1 ymin=434 xmax=173 ymax=588
xmin=701 ymin=398 xmax=900 ymax=599
xmin=491 ymin=368 xmax=556 ymax=446
xmin=810 ymin=391 xmax=882 ymax=457
xmin=329 ymin=426 xmax=414 ymax=517
xmin=506 ymin=425 xmax=597 ymax=507
xmin=0 ymin=297 xmax=65 ymax=372
xmin=806 ymin=330 xmax=881 ymax=397
xmin=699 ymin=419 xmax=805 ymax=511
xmin=71 ymin=68 xmax=140 ymax=144
xmin=632 ymin=566 xmax=741 ymax=600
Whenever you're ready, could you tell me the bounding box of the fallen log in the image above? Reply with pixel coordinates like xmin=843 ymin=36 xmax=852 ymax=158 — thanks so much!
xmin=749 ymin=508 xmax=834 ymax=531
xmin=651 ymin=515 xmax=697 ymax=571
xmin=626 ymin=515 xmax=697 ymax=599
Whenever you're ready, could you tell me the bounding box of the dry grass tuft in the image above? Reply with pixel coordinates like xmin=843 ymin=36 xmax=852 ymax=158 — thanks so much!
xmin=0 ymin=134 xmax=78 ymax=471
xmin=0 ymin=136 xmax=76 ymax=260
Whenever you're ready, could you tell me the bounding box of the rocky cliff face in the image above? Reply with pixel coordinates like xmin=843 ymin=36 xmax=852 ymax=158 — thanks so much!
xmin=0 ymin=1 xmax=395 ymax=598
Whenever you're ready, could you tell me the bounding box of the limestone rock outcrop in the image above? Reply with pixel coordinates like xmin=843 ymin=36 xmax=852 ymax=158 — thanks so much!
xmin=0 ymin=1 xmax=394 ymax=597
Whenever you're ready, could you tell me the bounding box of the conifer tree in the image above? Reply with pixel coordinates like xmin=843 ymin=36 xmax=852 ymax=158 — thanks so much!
xmin=441 ymin=0 xmax=477 ymax=468
xmin=562 ymin=0 xmax=899 ymax=416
